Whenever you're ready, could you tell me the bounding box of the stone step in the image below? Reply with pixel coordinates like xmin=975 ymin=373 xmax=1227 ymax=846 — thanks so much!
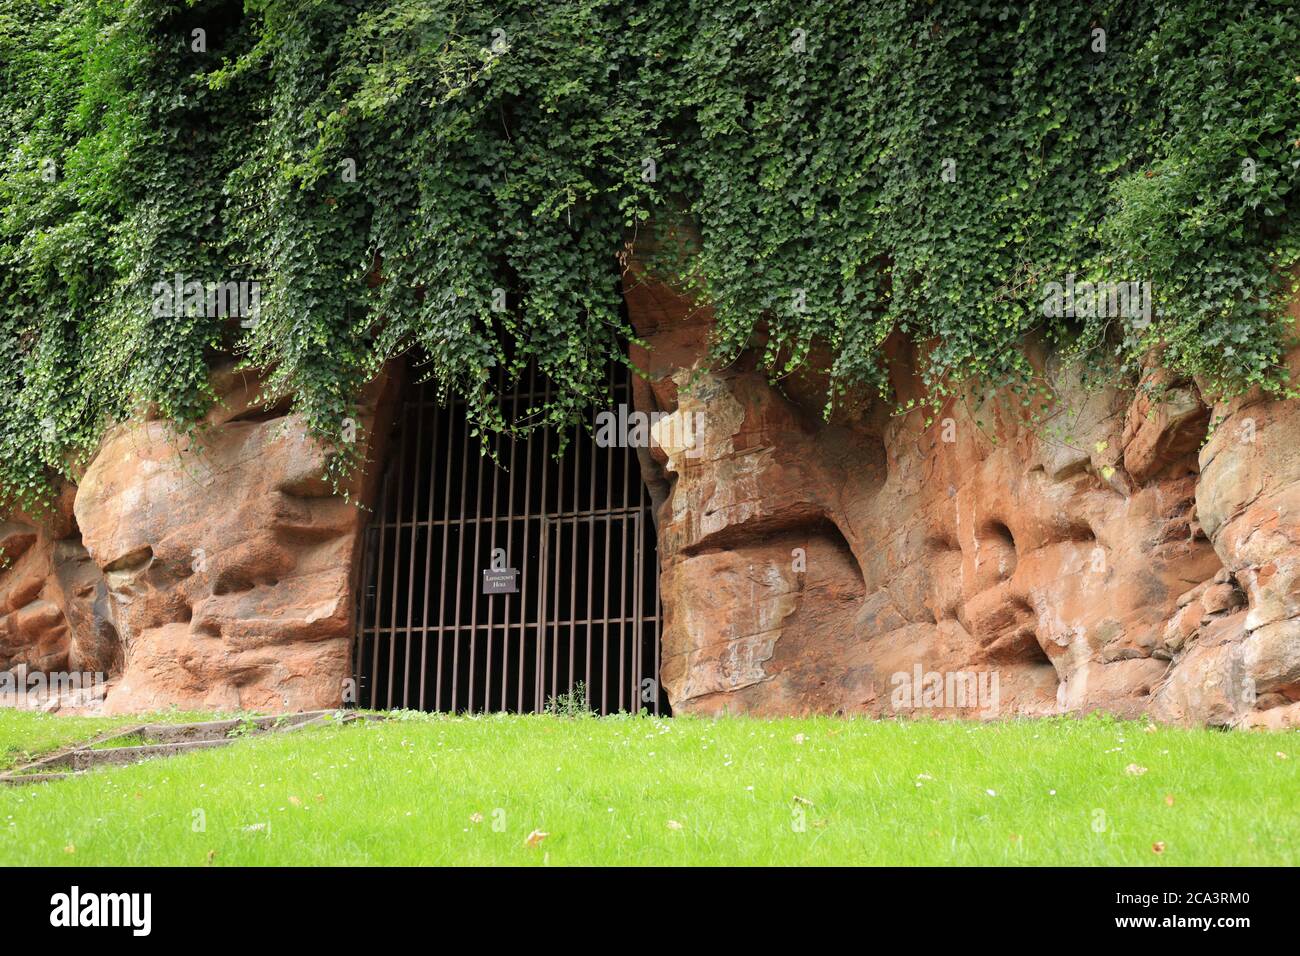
xmin=282 ymin=711 xmax=363 ymax=732
xmin=0 ymin=771 xmax=81 ymax=786
xmin=140 ymin=710 xmax=332 ymax=743
xmin=8 ymin=725 xmax=148 ymax=773
xmin=1 ymin=709 xmax=380 ymax=783
xmin=70 ymin=737 xmax=234 ymax=770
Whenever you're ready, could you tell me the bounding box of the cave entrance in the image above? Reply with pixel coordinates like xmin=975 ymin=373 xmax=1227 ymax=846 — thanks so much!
xmin=354 ymin=360 xmax=669 ymax=716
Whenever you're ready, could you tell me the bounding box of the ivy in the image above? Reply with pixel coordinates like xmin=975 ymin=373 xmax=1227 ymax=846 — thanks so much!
xmin=3 ymin=0 xmax=1299 ymax=510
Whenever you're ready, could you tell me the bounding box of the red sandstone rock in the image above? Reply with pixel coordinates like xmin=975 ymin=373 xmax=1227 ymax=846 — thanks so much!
xmin=3 ymin=265 xmax=1300 ymax=727
xmin=1121 ymin=370 xmax=1208 ymax=485
xmin=0 ymin=485 xmax=118 ymax=707
xmin=66 ymin=362 xmax=397 ymax=714
xmin=624 ymin=256 xmax=1300 ymax=728
xmin=1200 ymin=582 xmax=1245 ymax=617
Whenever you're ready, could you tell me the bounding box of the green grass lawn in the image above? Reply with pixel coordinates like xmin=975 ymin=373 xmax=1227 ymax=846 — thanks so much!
xmin=0 ymin=710 xmax=1295 ymax=865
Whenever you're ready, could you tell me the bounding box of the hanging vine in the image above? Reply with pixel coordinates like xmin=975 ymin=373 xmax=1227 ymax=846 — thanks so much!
xmin=3 ymin=0 xmax=1299 ymax=510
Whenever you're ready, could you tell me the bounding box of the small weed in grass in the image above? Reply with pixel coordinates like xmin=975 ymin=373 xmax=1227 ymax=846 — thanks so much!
xmin=226 ymin=717 xmax=261 ymax=739
xmin=546 ymin=681 xmax=594 ymax=719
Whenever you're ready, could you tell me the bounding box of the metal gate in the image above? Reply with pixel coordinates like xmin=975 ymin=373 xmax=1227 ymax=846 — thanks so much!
xmin=353 ymin=361 xmax=667 ymax=715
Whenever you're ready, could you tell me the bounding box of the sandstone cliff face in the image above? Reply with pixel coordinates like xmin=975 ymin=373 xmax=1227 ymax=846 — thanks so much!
xmin=2 ymin=284 xmax=1298 ymax=725
xmin=0 ymin=485 xmax=120 ymax=707
xmin=625 ymin=270 xmax=1299 ymax=728
xmin=1151 ymin=300 xmax=1300 ymax=730
xmin=0 ymin=363 xmax=396 ymax=714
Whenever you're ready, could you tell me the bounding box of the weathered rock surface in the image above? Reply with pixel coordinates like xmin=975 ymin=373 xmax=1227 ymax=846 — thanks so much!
xmin=44 ymin=363 xmax=397 ymax=714
xmin=1149 ymin=296 xmax=1300 ymax=728
xmin=3 ymin=272 xmax=1299 ymax=726
xmin=0 ymin=484 xmax=119 ymax=710
xmin=624 ymin=265 xmax=1300 ymax=727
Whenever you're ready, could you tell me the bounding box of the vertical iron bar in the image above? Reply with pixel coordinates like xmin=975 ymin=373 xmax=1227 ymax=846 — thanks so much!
xmin=518 ymin=362 xmax=540 ymax=712
xmin=482 ymin=401 xmax=503 ymax=712
xmin=585 ymin=395 xmax=596 ymax=709
xmin=632 ymin=511 xmax=643 ymax=711
xmin=617 ymin=513 xmax=629 ymax=713
xmin=500 ymin=368 xmax=521 ymax=712
xmin=568 ymin=424 xmax=581 ymax=697
xmin=537 ymin=519 xmax=549 ymax=711
xmin=467 ymin=413 xmax=488 ymax=714
xmin=418 ymin=378 xmax=439 ymax=710
xmin=633 ymin=417 xmax=645 ymax=711
xmin=533 ymin=371 xmax=552 ymax=712
xmin=386 ymin=400 xmax=410 ymax=709
xmin=451 ymin=398 xmax=471 ymax=713
xmin=550 ymin=515 xmax=564 ymax=706
xmin=435 ymin=385 xmax=456 ymax=712
xmin=601 ymin=363 xmax=616 ymax=714
xmin=402 ymin=380 xmax=425 ymax=709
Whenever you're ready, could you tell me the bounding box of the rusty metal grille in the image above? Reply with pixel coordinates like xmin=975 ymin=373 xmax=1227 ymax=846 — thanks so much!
xmin=354 ymin=362 xmax=667 ymax=715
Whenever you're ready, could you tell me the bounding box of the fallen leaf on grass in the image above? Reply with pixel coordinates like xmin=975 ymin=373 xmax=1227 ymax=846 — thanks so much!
xmin=63 ymin=845 xmax=74 ymax=854
xmin=288 ymin=795 xmax=301 ymax=807
xmin=1152 ymin=841 xmax=1166 ymax=854
xmin=470 ymin=813 xmax=484 ymax=824
xmin=1125 ymin=764 xmax=1148 ymax=776
xmin=1164 ymin=794 xmax=1175 ymax=807
xmin=524 ymin=829 xmax=548 ymax=848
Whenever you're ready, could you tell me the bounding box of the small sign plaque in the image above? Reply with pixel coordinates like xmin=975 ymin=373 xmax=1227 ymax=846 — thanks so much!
xmin=482 ymin=568 xmax=519 ymax=595
xmin=483 ymin=548 xmax=518 ymax=594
